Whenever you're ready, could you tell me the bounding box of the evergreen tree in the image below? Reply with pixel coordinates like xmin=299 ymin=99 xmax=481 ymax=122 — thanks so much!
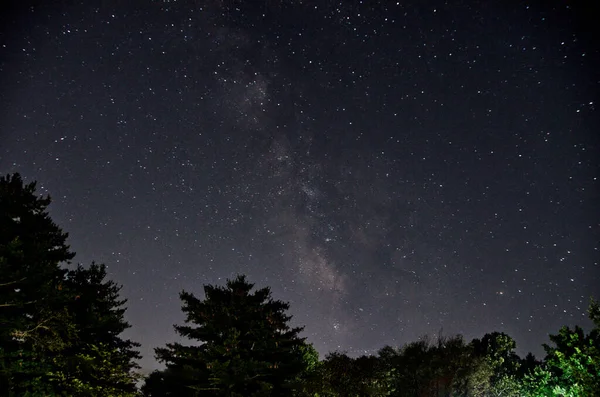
xmin=0 ymin=174 xmax=141 ymax=395
xmin=0 ymin=173 xmax=75 ymax=395
xmin=149 ymin=275 xmax=307 ymax=396
xmin=48 ymin=263 xmax=141 ymax=396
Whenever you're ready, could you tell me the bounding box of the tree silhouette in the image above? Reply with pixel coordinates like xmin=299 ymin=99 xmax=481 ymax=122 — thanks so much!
xmin=0 ymin=173 xmax=140 ymax=395
xmin=149 ymin=275 xmax=307 ymax=396
xmin=0 ymin=173 xmax=75 ymax=394
xmin=50 ymin=263 xmax=141 ymax=396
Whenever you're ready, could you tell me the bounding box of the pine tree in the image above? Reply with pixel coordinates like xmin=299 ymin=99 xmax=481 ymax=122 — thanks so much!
xmin=48 ymin=263 xmax=141 ymax=396
xmin=149 ymin=275 xmax=307 ymax=396
xmin=0 ymin=174 xmax=141 ymax=395
xmin=0 ymin=173 xmax=75 ymax=395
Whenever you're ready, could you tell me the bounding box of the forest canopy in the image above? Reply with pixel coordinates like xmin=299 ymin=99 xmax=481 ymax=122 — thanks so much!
xmin=1 ymin=173 xmax=598 ymax=396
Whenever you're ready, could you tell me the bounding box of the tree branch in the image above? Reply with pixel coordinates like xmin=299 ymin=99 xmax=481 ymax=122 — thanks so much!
xmin=0 ymin=300 xmax=37 ymax=308
xmin=10 ymin=316 xmax=56 ymax=340
xmin=0 ymin=277 xmax=27 ymax=287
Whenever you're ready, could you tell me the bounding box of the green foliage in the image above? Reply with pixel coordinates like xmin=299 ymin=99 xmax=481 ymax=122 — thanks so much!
xmin=313 ymin=351 xmax=382 ymax=397
xmin=462 ymin=331 xmax=525 ymax=396
xmin=486 ymin=373 xmax=523 ymax=397
xmin=318 ymin=351 xmax=366 ymax=396
xmin=372 ymin=333 xmax=528 ymax=397
xmin=0 ymin=173 xmax=140 ymax=395
xmin=4 ymin=172 xmax=598 ymax=397
xmin=47 ymin=263 xmax=142 ymax=395
xmin=0 ymin=173 xmax=75 ymax=395
xmin=148 ymin=275 xmax=309 ymax=396
xmin=48 ymin=343 xmax=141 ymax=397
xmin=471 ymin=332 xmax=521 ymax=377
xmin=522 ymin=299 xmax=600 ymax=397
xmin=291 ymin=343 xmax=322 ymax=397
xmin=455 ymin=355 xmax=494 ymax=397
xmin=380 ymin=335 xmax=472 ymax=397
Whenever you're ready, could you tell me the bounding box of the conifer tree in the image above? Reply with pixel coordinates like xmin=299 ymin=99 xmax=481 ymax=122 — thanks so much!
xmin=0 ymin=174 xmax=141 ymax=395
xmin=49 ymin=263 xmax=141 ymax=396
xmin=150 ymin=275 xmax=307 ymax=396
xmin=0 ymin=173 xmax=75 ymax=395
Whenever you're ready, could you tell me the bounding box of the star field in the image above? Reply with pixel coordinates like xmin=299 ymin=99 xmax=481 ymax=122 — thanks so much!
xmin=1 ymin=1 xmax=598 ymax=373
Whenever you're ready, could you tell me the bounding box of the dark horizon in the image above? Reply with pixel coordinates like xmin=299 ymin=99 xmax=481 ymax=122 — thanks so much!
xmin=1 ymin=0 xmax=598 ymax=372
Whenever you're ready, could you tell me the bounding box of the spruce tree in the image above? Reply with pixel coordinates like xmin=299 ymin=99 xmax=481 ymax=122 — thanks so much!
xmin=49 ymin=263 xmax=141 ymax=396
xmin=0 ymin=173 xmax=75 ymax=395
xmin=0 ymin=173 xmax=141 ymax=395
xmin=150 ymin=275 xmax=307 ymax=396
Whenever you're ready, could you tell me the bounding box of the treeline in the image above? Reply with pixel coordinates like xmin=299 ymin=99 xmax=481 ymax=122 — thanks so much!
xmin=1 ymin=172 xmax=598 ymax=397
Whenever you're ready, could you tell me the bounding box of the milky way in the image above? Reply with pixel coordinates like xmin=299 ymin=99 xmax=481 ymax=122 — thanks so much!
xmin=1 ymin=1 xmax=598 ymax=372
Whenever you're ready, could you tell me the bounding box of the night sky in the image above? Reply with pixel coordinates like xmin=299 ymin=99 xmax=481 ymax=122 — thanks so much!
xmin=1 ymin=1 xmax=598 ymax=373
